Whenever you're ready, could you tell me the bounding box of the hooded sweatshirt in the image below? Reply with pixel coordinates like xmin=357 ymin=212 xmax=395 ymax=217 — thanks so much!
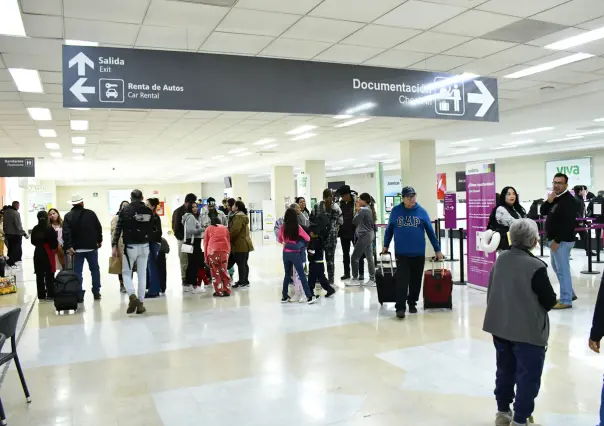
xmin=383 ymin=202 xmax=441 ymax=256
xmin=182 ymin=212 xmax=202 ymax=242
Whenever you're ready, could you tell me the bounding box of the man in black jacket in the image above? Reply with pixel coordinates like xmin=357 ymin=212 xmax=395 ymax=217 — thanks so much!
xmin=112 ymin=189 xmax=153 ymax=314
xmin=2 ymin=201 xmax=28 ymax=268
xmin=587 ymin=190 xmax=604 ymax=223
xmin=338 ymin=185 xmax=363 ymax=281
xmin=540 ymin=173 xmax=577 ymax=310
xmin=171 ymin=193 xmax=197 ymax=287
xmin=63 ymin=194 xmax=103 ymax=302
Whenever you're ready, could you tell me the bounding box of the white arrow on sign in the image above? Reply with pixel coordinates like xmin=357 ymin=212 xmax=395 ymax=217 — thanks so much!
xmin=467 ymin=80 xmax=495 ymax=118
xmin=68 ymin=52 xmax=94 ymax=77
xmin=70 ymin=78 xmax=95 ymax=102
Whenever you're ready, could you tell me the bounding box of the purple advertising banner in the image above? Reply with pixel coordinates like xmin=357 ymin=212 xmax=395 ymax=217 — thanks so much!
xmin=444 ymin=193 xmax=457 ymax=229
xmin=466 ymin=162 xmax=497 ymax=289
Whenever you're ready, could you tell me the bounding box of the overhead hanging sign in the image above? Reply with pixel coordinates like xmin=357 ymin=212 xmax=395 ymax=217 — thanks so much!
xmin=62 ymin=45 xmax=499 ymax=122
xmin=0 ymin=158 xmax=35 ymax=177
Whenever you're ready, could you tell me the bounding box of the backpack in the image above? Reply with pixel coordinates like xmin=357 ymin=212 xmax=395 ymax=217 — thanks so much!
xmin=311 ymin=203 xmax=336 ymax=248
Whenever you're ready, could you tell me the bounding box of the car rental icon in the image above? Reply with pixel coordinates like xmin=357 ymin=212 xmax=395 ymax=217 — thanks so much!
xmin=105 ymin=82 xmax=119 ymax=99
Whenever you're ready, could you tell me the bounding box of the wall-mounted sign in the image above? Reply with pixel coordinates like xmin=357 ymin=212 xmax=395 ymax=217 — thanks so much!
xmin=455 ymin=171 xmax=467 ymax=192
xmin=437 ymin=173 xmax=447 ymax=200
xmin=0 ymin=158 xmax=35 ymax=177
xmin=384 ymin=175 xmax=402 ymax=196
xmin=62 ymin=46 xmax=499 ymax=122
xmin=545 ymin=157 xmax=592 ymax=188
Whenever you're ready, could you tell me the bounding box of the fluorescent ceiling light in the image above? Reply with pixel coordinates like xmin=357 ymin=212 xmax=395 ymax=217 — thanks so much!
xmin=69 ymin=108 xmax=90 ymax=111
xmin=291 ymin=132 xmax=317 ymax=141
xmin=49 ymin=152 xmax=62 ymax=158
xmin=72 ymin=148 xmax=85 ymax=154
xmin=334 ymin=117 xmax=372 ymax=128
xmin=504 ymin=53 xmax=594 ymax=79
xmin=330 ymin=166 xmax=344 ymax=171
xmin=27 ymin=107 xmax=52 ymax=121
xmin=490 ymin=146 xmax=510 ymax=151
xmin=0 ymin=0 xmax=26 ymax=36
xmin=567 ymin=129 xmax=604 ymax=137
xmin=236 ymin=152 xmax=252 ymax=157
xmin=546 ymin=27 xmax=604 ymax=50
xmin=444 ymin=147 xmax=480 ymax=156
xmin=511 ymin=127 xmax=554 ymax=135
xmin=287 ymin=125 xmax=317 ymax=135
xmin=355 ymin=163 xmax=367 ymax=168
xmin=65 ymin=40 xmax=99 ymax=46
xmin=253 ymin=138 xmax=275 ymax=146
xmin=71 ymin=120 xmax=89 ymax=131
xmin=72 ymin=155 xmax=84 ymax=161
xmin=546 ymin=136 xmax=584 ymax=143
xmin=451 ymin=138 xmax=482 ymax=145
xmin=381 ymin=159 xmax=397 ymax=164
xmin=333 ymin=115 xmax=352 ymax=120
xmin=502 ymin=139 xmax=535 ymax=147
xmin=228 ymin=147 xmax=247 ymax=154
xmin=369 ymin=153 xmax=387 ymax=158
xmin=38 ymin=129 xmax=57 ymax=137
xmin=72 ymin=136 xmax=86 ymax=145
xmin=262 ymin=143 xmax=279 ymax=149
xmin=8 ymin=68 xmax=43 ymax=93
xmin=595 ymin=118 xmax=604 ymax=122
xmin=345 ymin=102 xmax=376 ymax=115
xmin=212 ymin=155 xmax=225 ymax=159
xmin=45 ymin=142 xmax=60 ymax=150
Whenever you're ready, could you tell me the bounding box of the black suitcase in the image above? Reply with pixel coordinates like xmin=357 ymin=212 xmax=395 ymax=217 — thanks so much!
xmin=0 ymin=256 xmax=5 ymax=277
xmin=54 ymin=254 xmax=79 ymax=314
xmin=376 ymin=253 xmax=397 ymax=305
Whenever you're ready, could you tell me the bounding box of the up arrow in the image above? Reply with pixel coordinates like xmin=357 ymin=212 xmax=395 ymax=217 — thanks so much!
xmin=467 ymin=80 xmax=495 ymax=118
xmin=68 ymin=52 xmax=94 ymax=77
xmin=70 ymin=78 xmax=95 ymax=102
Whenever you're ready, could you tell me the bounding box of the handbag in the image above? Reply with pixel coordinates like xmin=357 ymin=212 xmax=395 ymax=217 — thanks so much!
xmin=108 ymin=255 xmax=122 ymax=274
xmin=160 ymin=238 xmax=170 ymax=254
xmin=181 ymin=217 xmax=194 ymax=254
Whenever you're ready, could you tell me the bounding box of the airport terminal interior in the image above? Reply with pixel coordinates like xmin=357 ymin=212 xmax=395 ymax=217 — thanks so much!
xmin=3 ymin=0 xmax=604 ymax=425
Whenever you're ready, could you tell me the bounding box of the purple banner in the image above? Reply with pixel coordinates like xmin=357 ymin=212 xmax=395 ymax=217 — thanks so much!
xmin=444 ymin=193 xmax=457 ymax=229
xmin=466 ymin=163 xmax=497 ymax=289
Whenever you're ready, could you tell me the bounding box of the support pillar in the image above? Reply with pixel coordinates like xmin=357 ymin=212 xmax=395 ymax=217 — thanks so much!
xmin=271 ymin=166 xmax=295 ymax=217
xmin=302 ymin=160 xmax=326 ymax=203
xmin=400 ymin=140 xmax=437 ymax=256
xmin=231 ymin=174 xmax=249 ymax=204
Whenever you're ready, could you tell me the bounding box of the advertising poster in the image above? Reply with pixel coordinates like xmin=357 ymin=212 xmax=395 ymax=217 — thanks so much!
xmin=437 ymin=173 xmax=447 ymax=200
xmin=444 ymin=192 xmax=457 ymax=229
xmin=156 ymin=201 xmax=165 ymax=217
xmin=297 ymin=172 xmax=310 ymax=200
xmin=455 ymin=171 xmax=467 ymax=192
xmin=384 ymin=174 xmax=402 ymax=196
xmin=466 ymin=162 xmax=496 ymax=290
xmin=545 ymin=157 xmax=591 ymax=188
xmin=262 ymin=200 xmax=276 ymax=242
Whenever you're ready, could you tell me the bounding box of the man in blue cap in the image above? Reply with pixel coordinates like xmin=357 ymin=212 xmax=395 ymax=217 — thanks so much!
xmin=382 ymin=186 xmax=444 ymax=319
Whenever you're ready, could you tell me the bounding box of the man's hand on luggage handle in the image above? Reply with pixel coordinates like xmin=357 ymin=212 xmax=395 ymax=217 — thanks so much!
xmin=112 ymin=247 xmax=118 ymax=258
xmin=434 ymin=251 xmax=444 ymax=261
xmin=589 ymin=339 xmax=600 ymax=353
xmin=381 ymin=248 xmax=388 ymax=255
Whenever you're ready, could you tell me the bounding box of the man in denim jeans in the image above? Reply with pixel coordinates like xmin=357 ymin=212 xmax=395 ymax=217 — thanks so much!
xmin=540 ymin=172 xmax=578 ymax=309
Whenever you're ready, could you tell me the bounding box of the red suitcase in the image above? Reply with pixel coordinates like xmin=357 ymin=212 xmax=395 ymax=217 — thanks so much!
xmin=423 ymin=261 xmax=453 ymax=310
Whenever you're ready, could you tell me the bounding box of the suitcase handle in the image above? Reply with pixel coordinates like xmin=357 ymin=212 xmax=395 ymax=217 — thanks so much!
xmin=431 ymin=259 xmax=445 ymax=276
xmin=379 ymin=252 xmax=394 ymax=275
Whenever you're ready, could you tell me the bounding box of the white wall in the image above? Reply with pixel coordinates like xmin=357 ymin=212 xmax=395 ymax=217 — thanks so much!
xmin=200 ymin=181 xmax=270 ymax=208
xmin=328 ymin=172 xmax=378 ymax=195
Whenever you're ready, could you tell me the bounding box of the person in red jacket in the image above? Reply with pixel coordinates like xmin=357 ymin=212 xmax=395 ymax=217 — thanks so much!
xmin=204 ymin=216 xmax=232 ymax=297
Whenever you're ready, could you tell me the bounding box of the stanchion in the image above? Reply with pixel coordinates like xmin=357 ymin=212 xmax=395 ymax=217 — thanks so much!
xmin=453 ymin=228 xmax=466 ymax=285
xmin=537 ymin=218 xmax=549 ymax=259
xmin=594 ymin=228 xmax=604 ymax=264
xmin=436 ymin=219 xmax=442 ymax=246
xmin=581 ymin=227 xmax=600 ymax=275
xmin=448 ymin=229 xmax=458 ymax=261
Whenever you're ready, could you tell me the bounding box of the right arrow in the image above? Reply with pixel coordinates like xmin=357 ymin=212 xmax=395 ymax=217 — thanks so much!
xmin=68 ymin=52 xmax=94 ymax=77
xmin=468 ymin=80 xmax=495 ymax=118
xmin=70 ymin=78 xmax=95 ymax=102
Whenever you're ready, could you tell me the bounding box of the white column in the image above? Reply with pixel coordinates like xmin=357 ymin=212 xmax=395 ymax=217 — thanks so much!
xmin=400 ymin=140 xmax=437 ymax=256
xmin=271 ymin=166 xmax=294 ymax=216
xmin=302 ymin=160 xmax=326 ymax=202
xmin=231 ymin=174 xmax=249 ymax=204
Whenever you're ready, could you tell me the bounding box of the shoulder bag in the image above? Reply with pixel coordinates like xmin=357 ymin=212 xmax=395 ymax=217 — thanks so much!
xmin=181 ymin=216 xmax=194 ymax=254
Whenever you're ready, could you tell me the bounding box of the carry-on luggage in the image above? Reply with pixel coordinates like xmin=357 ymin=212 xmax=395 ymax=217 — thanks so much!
xmin=376 ymin=253 xmax=396 ymax=305
xmin=423 ymin=260 xmax=453 ymax=309
xmin=54 ymin=253 xmax=79 ymax=314
xmin=0 ymin=256 xmax=5 ymax=277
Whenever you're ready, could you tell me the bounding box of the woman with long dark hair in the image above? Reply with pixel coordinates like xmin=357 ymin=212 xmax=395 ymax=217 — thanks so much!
xmin=278 ymin=208 xmax=316 ymax=304
xmin=486 ymin=186 xmax=527 ymax=251
xmin=229 ymin=200 xmax=254 ymax=288
xmin=310 ymin=189 xmax=343 ymax=284
xmin=145 ymin=198 xmax=163 ymax=298
xmin=48 ymin=208 xmax=64 ymax=270
xmin=31 ymin=210 xmax=58 ymax=300
xmin=111 ymin=200 xmax=129 ymax=293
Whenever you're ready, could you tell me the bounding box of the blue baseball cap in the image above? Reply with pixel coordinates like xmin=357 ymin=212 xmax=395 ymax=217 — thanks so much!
xmin=401 ymin=186 xmax=417 ymax=197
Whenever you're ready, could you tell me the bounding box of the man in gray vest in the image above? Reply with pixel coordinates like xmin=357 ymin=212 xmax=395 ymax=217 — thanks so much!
xmin=483 ymin=219 xmax=557 ymax=426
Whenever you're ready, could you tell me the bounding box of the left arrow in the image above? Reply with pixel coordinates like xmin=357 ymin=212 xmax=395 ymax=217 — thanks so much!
xmin=68 ymin=52 xmax=94 ymax=77
xmin=70 ymin=78 xmax=95 ymax=102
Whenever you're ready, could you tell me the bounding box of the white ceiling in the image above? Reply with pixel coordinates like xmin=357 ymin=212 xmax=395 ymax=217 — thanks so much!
xmin=2 ymin=0 xmax=604 ymax=184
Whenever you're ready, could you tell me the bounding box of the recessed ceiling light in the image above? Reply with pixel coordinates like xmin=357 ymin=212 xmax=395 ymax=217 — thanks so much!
xmin=369 ymin=153 xmax=388 ymax=158
xmin=212 ymin=155 xmax=225 ymax=159
xmin=444 ymin=147 xmax=480 ymax=156
xmin=546 ymin=136 xmax=584 ymax=143
xmin=0 ymin=0 xmax=26 ymax=37
xmin=330 ymin=166 xmax=344 ymax=171
xmin=8 ymin=68 xmax=43 ymax=93
xmin=287 ymin=125 xmax=317 ymax=135
xmin=71 ymin=120 xmax=89 ymax=131
xmin=72 ymin=136 xmax=86 ymax=145
xmin=503 ymin=53 xmax=594 ymax=79
xmin=27 ymin=107 xmax=52 ymax=121
xmin=262 ymin=143 xmax=279 ymax=149
xmin=381 ymin=159 xmax=397 ymax=164
xmin=333 ymin=115 xmax=352 ymax=120
xmin=595 ymin=118 xmax=604 ymax=122
xmin=291 ymin=132 xmax=317 ymax=141
xmin=502 ymin=139 xmax=535 ymax=147
xmin=334 ymin=117 xmax=372 ymax=128
xmin=45 ymin=142 xmax=60 ymax=150
xmin=567 ymin=129 xmax=604 ymax=137
xmin=545 ymin=26 xmax=604 ymax=51
xmin=451 ymin=138 xmax=482 ymax=145
xmin=49 ymin=152 xmax=62 ymax=158
xmin=511 ymin=127 xmax=554 ymax=135
xmin=345 ymin=102 xmax=376 ymax=115
xmin=65 ymin=40 xmax=99 ymax=46
xmin=38 ymin=129 xmax=57 ymax=137
xmin=228 ymin=148 xmax=247 ymax=154
xmin=236 ymin=152 xmax=252 ymax=157
xmin=72 ymin=148 xmax=85 ymax=154
xmin=72 ymin=155 xmax=84 ymax=161
xmin=253 ymin=138 xmax=276 ymax=146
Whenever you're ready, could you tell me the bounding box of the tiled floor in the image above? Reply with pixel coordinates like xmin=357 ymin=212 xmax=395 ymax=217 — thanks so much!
xmin=1 ymin=232 xmax=603 ymax=425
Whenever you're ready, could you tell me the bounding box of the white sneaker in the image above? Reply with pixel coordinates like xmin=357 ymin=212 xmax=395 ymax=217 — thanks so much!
xmin=346 ymin=278 xmax=361 ymax=287
xmin=192 ymin=286 xmax=206 ymax=294
xmin=298 ymin=294 xmax=307 ymax=303
xmin=182 ymin=286 xmax=192 ymax=293
xmin=366 ymin=277 xmax=376 ymax=287
xmin=496 ymin=411 xmax=513 ymax=426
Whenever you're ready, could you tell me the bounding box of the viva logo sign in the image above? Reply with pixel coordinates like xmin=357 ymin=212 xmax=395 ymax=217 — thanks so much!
xmin=557 ymin=165 xmax=580 ymax=175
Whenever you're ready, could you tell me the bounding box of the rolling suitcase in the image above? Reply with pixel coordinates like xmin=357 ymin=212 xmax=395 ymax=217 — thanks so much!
xmin=376 ymin=253 xmax=397 ymax=305
xmin=54 ymin=253 xmax=79 ymax=314
xmin=423 ymin=260 xmax=453 ymax=310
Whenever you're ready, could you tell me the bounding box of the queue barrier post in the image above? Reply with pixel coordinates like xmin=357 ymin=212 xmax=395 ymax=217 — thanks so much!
xmin=537 ymin=217 xmax=549 ymax=259
xmin=581 ymin=225 xmax=600 ymax=275
xmin=448 ymin=228 xmax=458 ymax=261
xmin=436 ymin=219 xmax=442 ymax=247
xmin=453 ymin=227 xmax=466 ymax=286
xmin=595 ymin=228 xmax=604 ymax=264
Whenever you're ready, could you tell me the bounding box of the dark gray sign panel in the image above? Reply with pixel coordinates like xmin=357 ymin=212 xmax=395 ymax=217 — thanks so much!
xmin=456 ymin=171 xmax=467 ymax=192
xmin=0 ymin=158 xmax=35 ymax=177
xmin=62 ymin=45 xmax=499 ymax=122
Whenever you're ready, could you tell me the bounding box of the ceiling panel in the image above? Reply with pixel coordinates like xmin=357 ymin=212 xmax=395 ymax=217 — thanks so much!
xmin=393 ymin=31 xmax=471 ymax=54
xmin=0 ymin=36 xmax=63 ymax=55
xmin=563 ymin=56 xmax=604 ymax=73
xmin=411 ymin=54 xmax=474 ymax=71
xmin=201 ymin=32 xmax=274 ymax=55
xmin=22 ymin=14 xmax=63 ymax=39
xmin=432 ymin=10 xmax=520 ymax=37
xmin=39 ymin=71 xmax=63 ymax=84
xmin=0 ymin=70 xmax=10 ymax=82
xmin=235 ymin=0 xmax=323 ymax=14
xmin=135 ymin=26 xmax=191 ymax=50
xmin=578 ymin=16 xmax=604 ymax=30
xmin=339 ymin=25 xmax=420 ymax=49
xmin=444 ymin=39 xmax=516 ymax=58
xmin=1 ymin=53 xmax=62 ymax=72
xmin=527 ymin=27 xmax=586 ymax=47
xmin=375 ymin=1 xmax=466 ymax=30
xmin=314 ymin=44 xmax=384 ymax=64
xmin=144 ymin=0 xmax=228 ymax=27
xmin=260 ymin=38 xmax=332 ymax=60
xmin=21 ymin=0 xmax=63 ymax=16
xmin=217 ymin=9 xmax=302 ymax=37
xmin=281 ymin=17 xmax=364 ymax=43
xmin=483 ymin=44 xmax=552 ymax=64
xmin=476 ymin=0 xmax=570 ymax=18
xmin=309 ymin=0 xmax=406 ymax=23
xmin=64 ymin=0 xmax=150 ymax=24
xmin=364 ymin=49 xmax=430 ymax=68
xmin=64 ymin=18 xmax=141 ymax=46
xmin=532 ymin=0 xmax=604 ymax=26
xmin=0 ymin=92 xmax=20 ymax=101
